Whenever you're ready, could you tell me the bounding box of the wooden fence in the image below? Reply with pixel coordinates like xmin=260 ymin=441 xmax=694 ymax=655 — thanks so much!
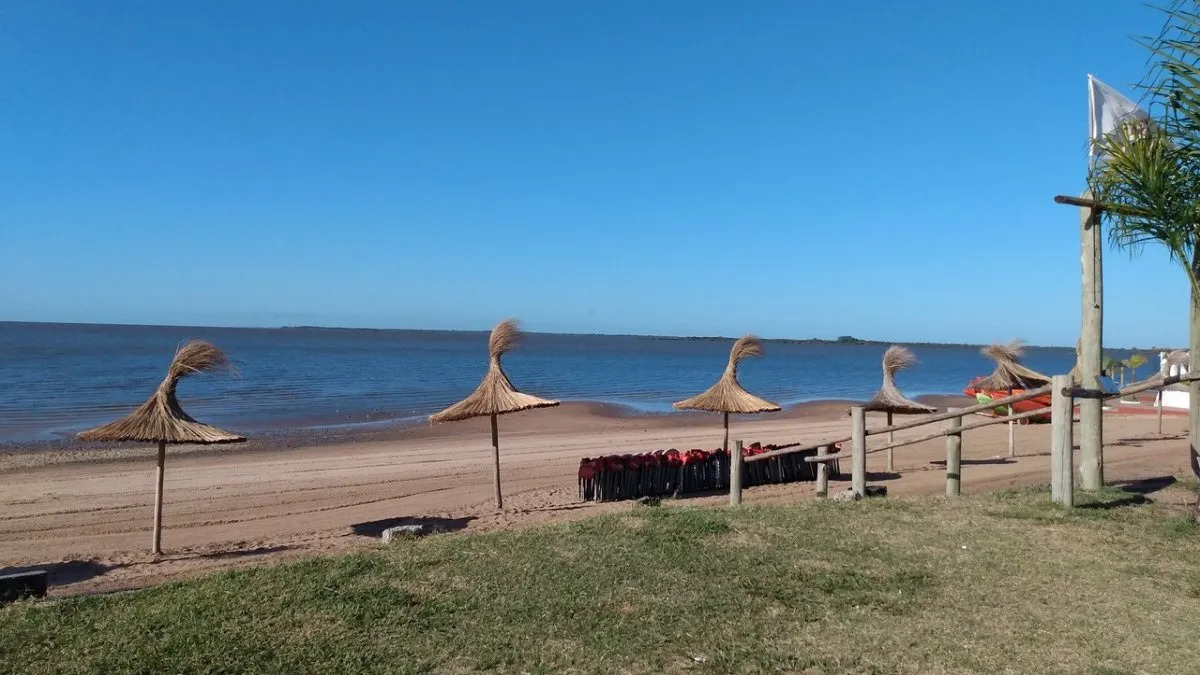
xmin=726 ymin=373 xmax=1199 ymax=507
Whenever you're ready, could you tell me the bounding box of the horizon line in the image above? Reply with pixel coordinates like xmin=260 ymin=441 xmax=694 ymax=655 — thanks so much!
xmin=0 ymin=319 xmax=1172 ymax=352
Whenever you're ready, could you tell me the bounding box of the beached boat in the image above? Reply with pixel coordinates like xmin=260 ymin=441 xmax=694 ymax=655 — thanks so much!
xmin=964 ymin=342 xmax=1053 ymax=423
xmin=964 ymin=380 xmax=1053 ymax=421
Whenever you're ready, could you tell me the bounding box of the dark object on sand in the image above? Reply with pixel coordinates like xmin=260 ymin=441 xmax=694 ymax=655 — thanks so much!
xmin=579 ymin=443 xmax=841 ymax=503
xmin=0 ymin=570 xmax=48 ymax=604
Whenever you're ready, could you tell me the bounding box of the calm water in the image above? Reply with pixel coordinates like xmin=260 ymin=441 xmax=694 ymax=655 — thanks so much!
xmin=0 ymin=322 xmax=1098 ymax=444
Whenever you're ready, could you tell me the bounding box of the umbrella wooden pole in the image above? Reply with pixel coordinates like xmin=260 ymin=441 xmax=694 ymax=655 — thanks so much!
xmin=152 ymin=440 xmax=166 ymax=556
xmin=886 ymin=412 xmax=894 ymax=472
xmin=490 ymin=414 xmax=503 ymax=510
xmin=1008 ymin=408 xmax=1016 ymax=458
xmin=1157 ymin=386 xmax=1164 ymax=436
xmin=723 ymin=412 xmax=729 ymax=453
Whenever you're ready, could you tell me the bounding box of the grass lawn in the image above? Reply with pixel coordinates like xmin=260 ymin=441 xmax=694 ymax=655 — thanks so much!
xmin=3 ymin=485 xmax=1200 ymax=674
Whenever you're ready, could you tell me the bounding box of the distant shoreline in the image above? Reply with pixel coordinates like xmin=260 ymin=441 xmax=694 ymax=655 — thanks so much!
xmin=0 ymin=320 xmax=1167 ymax=351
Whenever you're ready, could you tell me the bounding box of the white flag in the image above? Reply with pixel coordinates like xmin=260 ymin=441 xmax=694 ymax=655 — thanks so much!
xmin=1088 ymin=74 xmax=1151 ymax=162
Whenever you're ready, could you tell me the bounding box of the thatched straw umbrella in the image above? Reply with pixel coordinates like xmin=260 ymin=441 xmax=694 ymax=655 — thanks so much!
xmin=1165 ymin=349 xmax=1190 ymax=377
xmin=863 ymin=346 xmax=935 ymax=472
xmin=430 ymin=319 xmax=559 ymax=510
xmin=974 ymin=341 xmax=1051 ymax=392
xmin=971 ymin=341 xmax=1053 ymax=454
xmin=78 ymin=341 xmax=244 ymax=555
xmin=673 ymin=335 xmax=781 ymax=454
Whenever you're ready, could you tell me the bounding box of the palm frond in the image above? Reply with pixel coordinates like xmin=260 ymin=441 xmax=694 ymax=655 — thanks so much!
xmin=1090 ymin=125 xmax=1200 ymax=299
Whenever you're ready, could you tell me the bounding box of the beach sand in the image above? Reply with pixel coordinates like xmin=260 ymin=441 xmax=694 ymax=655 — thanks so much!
xmin=0 ymin=399 xmax=1192 ymax=598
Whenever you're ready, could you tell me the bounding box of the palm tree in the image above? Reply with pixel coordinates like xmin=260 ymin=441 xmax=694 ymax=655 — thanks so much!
xmin=1088 ymin=0 xmax=1200 ymax=513
xmin=1102 ymin=355 xmax=1122 ymax=379
xmin=1126 ymin=354 xmax=1149 ymax=382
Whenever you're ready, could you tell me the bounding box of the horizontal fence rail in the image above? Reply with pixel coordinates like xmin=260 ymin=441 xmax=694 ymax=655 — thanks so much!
xmin=806 ymin=406 xmax=1051 ymax=462
xmin=742 ymin=374 xmax=1192 ymax=470
xmin=1067 ymin=372 xmax=1200 ymax=401
xmin=746 ymin=386 xmax=1052 ymax=464
xmin=864 ymin=385 xmax=1051 ymax=437
xmin=743 ymin=437 xmax=851 ymax=463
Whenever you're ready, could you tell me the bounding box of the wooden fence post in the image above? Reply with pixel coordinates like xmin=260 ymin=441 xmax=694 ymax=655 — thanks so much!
xmin=815 ymin=445 xmax=829 ymax=497
xmin=945 ymin=408 xmax=962 ymax=496
xmin=851 ymin=407 xmax=866 ymax=497
xmin=730 ymin=440 xmax=743 ymax=506
xmin=1051 ymin=374 xmax=1074 ymax=506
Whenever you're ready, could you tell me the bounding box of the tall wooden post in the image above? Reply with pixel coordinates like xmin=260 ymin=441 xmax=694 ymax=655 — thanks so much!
xmin=152 ymin=440 xmax=166 ymax=556
xmin=945 ymin=408 xmax=961 ymax=497
xmin=1189 ymin=286 xmax=1200 ymax=493
xmin=886 ymin=411 xmax=895 ymax=472
xmin=1051 ymin=375 xmax=1074 ymax=506
xmin=722 ymin=412 xmax=729 ymax=454
xmin=851 ymin=406 xmax=866 ymax=497
xmin=490 ymin=414 xmax=503 ymax=510
xmin=1079 ymin=192 xmax=1104 ymax=489
xmin=815 ymin=444 xmax=829 ymax=497
xmin=730 ymin=440 xmax=743 ymax=505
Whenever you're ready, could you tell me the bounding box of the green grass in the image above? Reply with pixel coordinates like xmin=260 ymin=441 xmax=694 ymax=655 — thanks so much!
xmin=4 ymin=489 xmax=1200 ymax=674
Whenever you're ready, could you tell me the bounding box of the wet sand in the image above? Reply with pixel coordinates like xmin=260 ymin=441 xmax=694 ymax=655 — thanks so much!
xmin=0 ymin=398 xmax=1192 ymax=597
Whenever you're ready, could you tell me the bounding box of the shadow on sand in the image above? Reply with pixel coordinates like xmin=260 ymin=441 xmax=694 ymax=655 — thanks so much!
xmin=193 ymin=544 xmax=297 ymax=561
xmin=1110 ymin=475 xmax=1177 ymax=496
xmin=1 ymin=543 xmax=302 ymax=593
xmin=1075 ymin=475 xmax=1178 ymax=510
xmin=349 ymin=516 xmax=476 ymax=538
xmin=0 ymin=560 xmax=123 ymax=587
xmin=928 ymin=458 xmax=1016 ymax=468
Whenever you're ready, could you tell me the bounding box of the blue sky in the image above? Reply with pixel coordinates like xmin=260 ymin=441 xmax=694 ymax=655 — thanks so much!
xmin=0 ymin=1 xmax=1186 ymax=346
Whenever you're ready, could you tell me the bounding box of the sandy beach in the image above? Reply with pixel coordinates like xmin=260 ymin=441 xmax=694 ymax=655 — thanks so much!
xmin=1 ymin=398 xmax=1192 ymax=598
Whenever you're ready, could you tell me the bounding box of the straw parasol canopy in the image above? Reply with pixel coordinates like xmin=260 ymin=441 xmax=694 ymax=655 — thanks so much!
xmin=79 ymin=341 xmax=244 ymax=444
xmin=973 ymin=341 xmax=1051 ymax=392
xmin=430 ymin=319 xmax=558 ymax=423
xmin=674 ymin=335 xmax=781 ymax=453
xmin=864 ymin=346 xmax=935 ymax=416
xmin=430 ymin=319 xmax=559 ymax=509
xmin=1165 ymin=349 xmax=1190 ymax=374
xmin=861 ymin=346 xmax=934 ymax=472
xmin=78 ymin=340 xmax=244 ymax=555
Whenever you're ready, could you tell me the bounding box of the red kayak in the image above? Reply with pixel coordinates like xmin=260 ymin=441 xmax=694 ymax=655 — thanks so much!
xmin=964 ymin=378 xmax=1052 ymax=422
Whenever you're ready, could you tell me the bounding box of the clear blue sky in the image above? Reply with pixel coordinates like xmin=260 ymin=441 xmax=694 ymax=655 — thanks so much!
xmin=0 ymin=1 xmax=1186 ymax=346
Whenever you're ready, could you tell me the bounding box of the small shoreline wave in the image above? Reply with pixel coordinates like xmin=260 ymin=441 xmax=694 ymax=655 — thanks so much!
xmin=0 ymin=393 xmax=971 ymax=456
